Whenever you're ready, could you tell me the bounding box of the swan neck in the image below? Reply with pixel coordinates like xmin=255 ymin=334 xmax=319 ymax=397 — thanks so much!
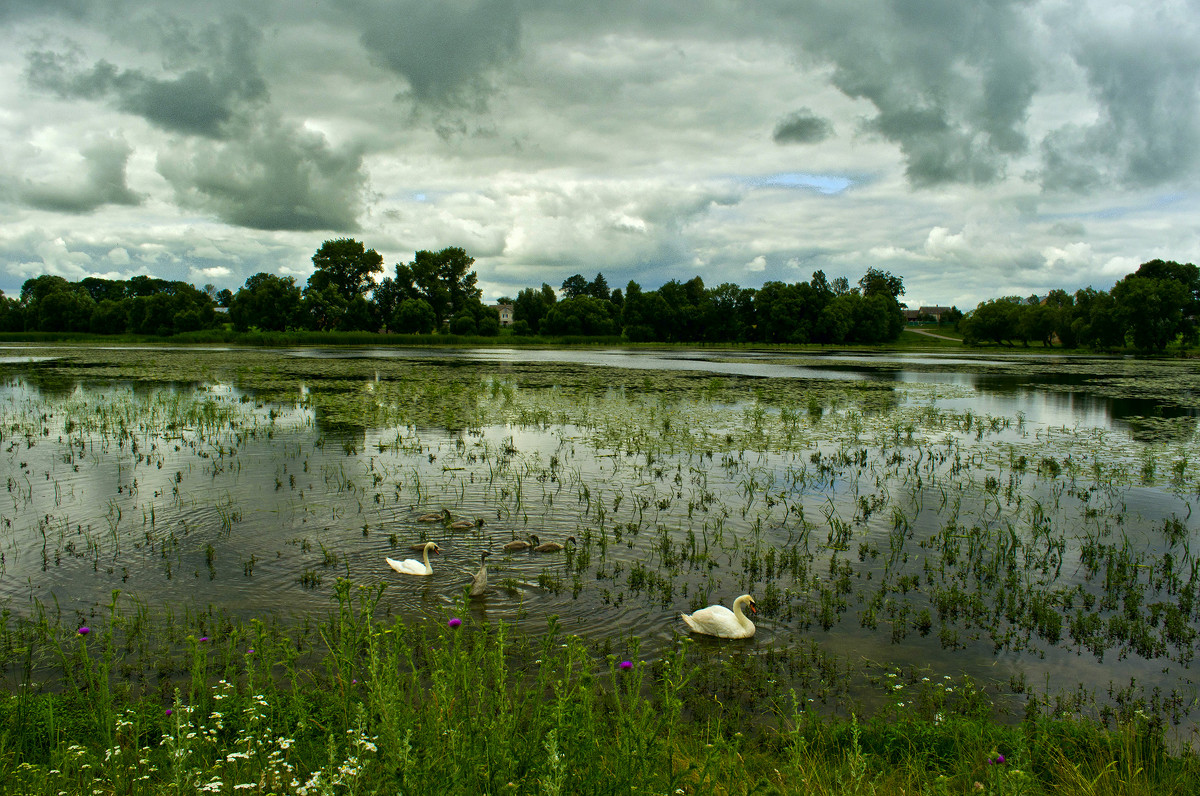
xmin=733 ymin=598 xmax=752 ymax=628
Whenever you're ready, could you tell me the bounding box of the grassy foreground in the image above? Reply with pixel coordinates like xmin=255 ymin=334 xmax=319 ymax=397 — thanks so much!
xmin=1 ymin=583 xmax=1197 ymax=795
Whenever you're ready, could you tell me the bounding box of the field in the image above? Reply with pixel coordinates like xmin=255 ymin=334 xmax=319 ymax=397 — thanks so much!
xmin=1 ymin=344 xmax=1199 ymax=793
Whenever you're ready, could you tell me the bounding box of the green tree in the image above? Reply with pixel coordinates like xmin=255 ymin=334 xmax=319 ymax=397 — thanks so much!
xmin=90 ymin=299 xmax=128 ymax=334
xmin=0 ymin=290 xmax=25 ymax=332
xmin=397 ymin=247 xmax=482 ymax=327
xmin=38 ymin=288 xmax=96 ymax=332
xmin=308 ymin=239 xmax=384 ymax=304
xmin=961 ymin=297 xmax=1024 ymax=346
xmin=560 ymin=274 xmax=589 ymax=299
xmin=858 ymin=268 xmax=905 ymax=300
xmin=1019 ymin=302 xmax=1056 ymax=347
xmin=542 ymin=295 xmax=618 ymax=336
xmin=80 ymin=277 xmax=126 ymax=303
xmin=587 ymin=273 xmax=611 ymax=301
xmin=393 ymin=298 xmax=436 ymax=333
xmin=513 ymin=284 xmax=557 ymax=334
xmin=703 ymin=283 xmax=755 ymax=342
xmin=1112 ymin=274 xmax=1188 ymax=351
xmin=229 ymin=273 xmax=301 ymax=332
xmin=754 ymin=281 xmax=824 ymax=343
xmin=1070 ymin=288 xmax=1123 ymax=350
xmin=300 ymin=283 xmax=348 ymax=331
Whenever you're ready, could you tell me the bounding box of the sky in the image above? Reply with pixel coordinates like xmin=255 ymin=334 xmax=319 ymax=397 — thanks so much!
xmin=1 ymin=1 xmax=1197 ymax=310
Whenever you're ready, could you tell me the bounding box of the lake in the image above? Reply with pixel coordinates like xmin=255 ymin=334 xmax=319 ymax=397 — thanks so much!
xmin=2 ymin=344 xmax=1198 ymax=726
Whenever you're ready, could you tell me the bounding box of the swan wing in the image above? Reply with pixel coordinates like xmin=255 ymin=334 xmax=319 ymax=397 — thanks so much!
xmin=470 ymin=568 xmax=487 ymax=596
xmin=386 ymin=556 xmax=430 ymax=576
xmin=681 ymin=604 xmax=735 ymax=635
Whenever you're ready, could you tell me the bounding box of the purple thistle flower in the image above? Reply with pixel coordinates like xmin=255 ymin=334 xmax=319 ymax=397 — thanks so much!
xmin=77 ymin=626 xmax=90 ymax=636
xmin=448 ymin=618 xmax=462 ymax=628
xmin=619 ymin=660 xmax=634 ymax=670
xmin=165 ymin=708 xmax=173 ymax=716
xmin=199 ymin=636 xmax=209 ymax=643
xmin=995 ymin=754 xmax=1005 ymax=765
xmin=247 ymin=648 xmax=255 ymax=655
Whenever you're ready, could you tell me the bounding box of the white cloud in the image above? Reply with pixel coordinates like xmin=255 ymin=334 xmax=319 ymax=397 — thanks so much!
xmin=745 ymin=255 xmax=766 ymax=272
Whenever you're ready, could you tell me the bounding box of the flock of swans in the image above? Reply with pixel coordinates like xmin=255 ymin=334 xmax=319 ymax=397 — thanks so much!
xmin=388 ymin=510 xmax=757 ymax=639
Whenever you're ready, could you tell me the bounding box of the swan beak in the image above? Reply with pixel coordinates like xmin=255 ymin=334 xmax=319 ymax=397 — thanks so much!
xmin=749 ymin=602 xmax=757 ymax=614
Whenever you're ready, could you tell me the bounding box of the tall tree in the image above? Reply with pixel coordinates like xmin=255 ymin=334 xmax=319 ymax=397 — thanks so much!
xmin=858 ymin=268 xmax=905 ymax=299
xmin=513 ymin=283 xmax=557 ymax=334
xmin=587 ymin=273 xmax=611 ymax=301
xmin=560 ymin=274 xmax=589 ymax=299
xmin=308 ymin=238 xmax=384 ymax=304
xmin=399 ymin=247 xmax=482 ymax=327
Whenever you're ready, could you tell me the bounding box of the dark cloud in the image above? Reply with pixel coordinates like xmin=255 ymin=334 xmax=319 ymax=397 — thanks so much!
xmin=338 ymin=0 xmax=520 ymax=102
xmin=0 ymin=0 xmax=90 ymax=23
xmin=773 ymin=109 xmax=833 ymax=144
xmin=156 ymin=114 xmax=366 ymax=232
xmin=1038 ymin=20 xmax=1200 ymax=192
xmin=24 ymin=23 xmax=266 ymax=138
xmin=764 ymin=0 xmax=1037 ymax=186
xmin=19 ymin=136 xmax=142 ymax=213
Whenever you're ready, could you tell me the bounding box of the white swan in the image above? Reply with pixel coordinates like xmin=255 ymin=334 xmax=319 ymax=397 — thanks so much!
xmin=386 ymin=542 xmax=440 ymax=576
xmin=417 ymin=509 xmax=450 ymax=523
xmin=680 ymin=594 xmax=757 ymax=639
xmin=469 ymin=551 xmax=491 ymax=597
xmin=450 ymin=517 xmax=484 ymax=530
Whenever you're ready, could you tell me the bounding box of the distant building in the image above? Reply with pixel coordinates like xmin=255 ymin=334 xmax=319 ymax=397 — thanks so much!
xmin=493 ymin=302 xmax=514 ymax=326
xmin=918 ymin=306 xmax=952 ymax=322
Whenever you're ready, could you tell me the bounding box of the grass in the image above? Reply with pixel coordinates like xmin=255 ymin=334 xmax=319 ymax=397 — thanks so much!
xmin=1 ymin=582 xmax=1197 ymax=795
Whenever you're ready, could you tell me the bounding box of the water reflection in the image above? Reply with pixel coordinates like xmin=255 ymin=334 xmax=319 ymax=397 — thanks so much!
xmin=283 ymin=347 xmax=1200 ymax=440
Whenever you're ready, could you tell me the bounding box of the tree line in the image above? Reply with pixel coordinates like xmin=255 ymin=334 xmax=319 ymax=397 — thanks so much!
xmin=959 ymin=259 xmax=1200 ymax=352
xmin=7 ymin=237 xmax=1188 ymax=351
xmin=0 ymin=238 xmax=910 ymax=344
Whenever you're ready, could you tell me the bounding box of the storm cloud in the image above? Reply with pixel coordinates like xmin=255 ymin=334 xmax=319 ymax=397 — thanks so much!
xmin=19 ymin=135 xmax=142 ymax=213
xmin=0 ymin=0 xmax=1196 ymax=306
xmin=156 ymin=114 xmax=366 ymax=232
xmin=25 ymin=23 xmax=267 ymax=138
xmin=340 ymin=0 xmax=521 ymax=103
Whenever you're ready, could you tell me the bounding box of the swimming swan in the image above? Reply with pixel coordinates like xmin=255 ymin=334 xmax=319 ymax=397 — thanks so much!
xmin=680 ymin=594 xmax=757 ymax=639
xmin=533 ymin=536 xmax=575 ymax=553
xmin=417 ymin=509 xmax=451 ymax=523
xmin=450 ymin=517 xmax=484 ymax=530
xmin=386 ymin=542 xmax=440 ymax=576
xmin=469 ymin=551 xmax=491 ymax=597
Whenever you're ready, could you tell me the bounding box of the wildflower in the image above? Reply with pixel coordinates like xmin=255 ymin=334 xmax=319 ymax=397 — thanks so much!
xmin=247 ymin=648 xmax=254 ymax=654
xmin=77 ymin=626 xmax=90 ymax=635
xmin=199 ymin=636 xmax=209 ymax=643
xmin=448 ymin=617 xmax=462 ymax=628
xmin=619 ymin=660 xmax=633 ymax=670
xmin=165 ymin=709 xmax=173 ymax=716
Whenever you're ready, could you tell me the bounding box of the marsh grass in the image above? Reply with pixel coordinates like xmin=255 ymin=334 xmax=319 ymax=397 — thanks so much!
xmin=0 ymin=582 xmax=1197 ymax=795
